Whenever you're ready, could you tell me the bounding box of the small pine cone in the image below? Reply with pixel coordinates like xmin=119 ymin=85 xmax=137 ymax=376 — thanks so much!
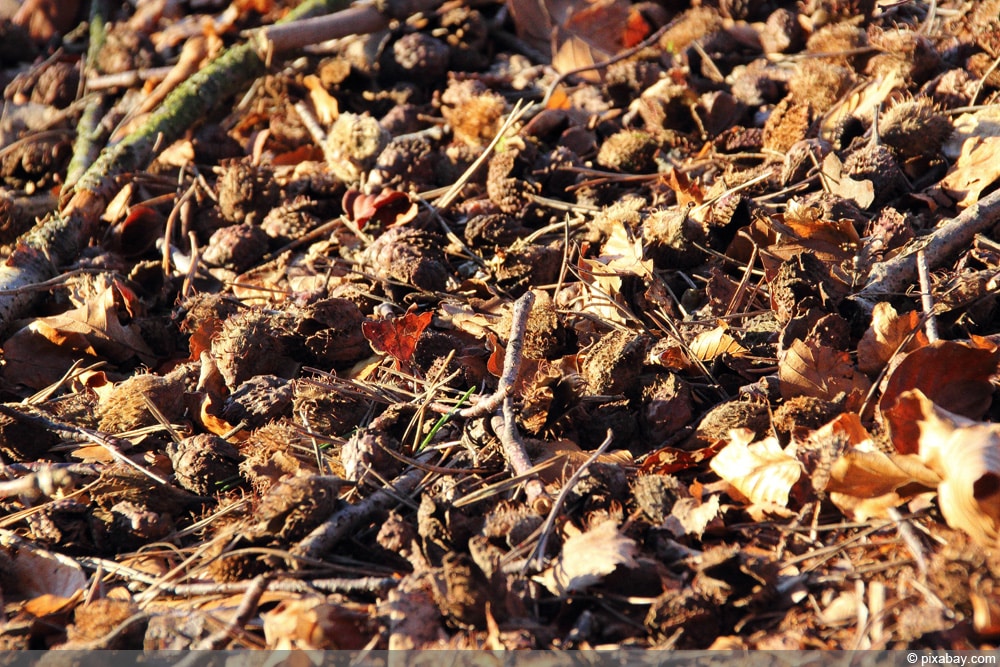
xmin=441 ymin=7 xmax=490 ymax=70
xmin=494 ymin=242 xmax=562 ymax=294
xmin=293 ymin=380 xmax=370 ymax=437
xmin=581 ymin=330 xmax=651 ymax=395
xmin=260 ymin=197 xmax=320 ymax=243
xmin=866 ymin=28 xmax=940 ymax=84
xmin=391 ymin=32 xmax=450 ymax=83
xmin=441 ymin=79 xmax=506 ymax=147
xmin=325 ymin=112 xmax=390 ymax=184
xmin=245 ymin=475 xmax=348 ymax=542
xmin=486 ymin=139 xmax=539 ymax=213
xmin=201 ymin=223 xmax=270 ymax=272
xmin=98 ymin=372 xmax=187 ymax=434
xmin=167 ymin=434 xmax=241 ymax=496
xmin=597 ymin=130 xmax=658 ymax=173
xmin=464 ymin=213 xmax=526 ymax=248
xmin=292 ymin=297 xmax=370 ymax=368
xmin=220 ymin=375 xmax=293 ymax=429
xmin=217 ymin=160 xmax=279 ymax=225
xmin=805 ymin=23 xmax=867 ymax=68
xmin=360 ymin=226 xmax=451 ymax=292
xmin=788 ymin=59 xmax=854 ymax=112
xmin=879 ymin=99 xmax=952 ymax=159
xmin=31 ymin=61 xmax=80 ymax=107
xmin=212 ymin=309 xmax=293 ymax=391
xmin=368 ymin=136 xmax=439 ymax=192
xmin=844 ymin=142 xmax=907 ymax=207
xmin=604 ymin=59 xmax=664 ymax=108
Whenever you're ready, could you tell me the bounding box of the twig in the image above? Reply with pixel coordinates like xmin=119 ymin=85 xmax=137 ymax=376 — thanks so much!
xmin=856 ymin=187 xmax=1000 ymax=305
xmin=190 ymin=574 xmax=272 ymax=650
xmin=460 ymin=290 xmax=535 ymax=419
xmin=526 ymin=430 xmax=614 ymax=573
xmin=292 ymin=453 xmax=435 ymax=559
xmin=64 ymin=0 xmax=109 ymax=191
xmin=916 ymin=249 xmax=939 ymax=343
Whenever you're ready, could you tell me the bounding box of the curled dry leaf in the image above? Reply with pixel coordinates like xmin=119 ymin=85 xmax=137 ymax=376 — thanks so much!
xmin=709 ymin=428 xmax=802 ymax=508
xmin=856 ymin=301 xmax=928 ymax=375
xmin=537 ymin=519 xmax=638 ymax=594
xmin=361 ymin=309 xmax=433 ymax=369
xmin=891 ymin=390 xmax=1000 ymax=548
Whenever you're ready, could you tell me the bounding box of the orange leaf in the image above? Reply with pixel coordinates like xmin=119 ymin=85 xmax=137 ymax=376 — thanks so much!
xmin=362 ymin=310 xmax=433 ymax=367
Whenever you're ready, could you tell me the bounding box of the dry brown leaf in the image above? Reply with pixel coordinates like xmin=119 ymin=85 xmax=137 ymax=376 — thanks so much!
xmin=598 ymin=218 xmax=653 ymax=279
xmin=689 ymin=326 xmax=748 ymax=361
xmin=533 ymin=439 xmax=633 ymax=484
xmin=2 ymin=281 xmax=156 ymax=389
xmin=537 ymin=519 xmax=638 ymax=594
xmin=0 ymin=529 xmax=87 ymax=600
xmin=663 ymin=494 xmax=721 ymax=539
xmin=779 ymin=339 xmax=871 ymax=408
xmin=879 ymin=338 xmax=1000 ymax=431
xmin=709 ymin=428 xmax=803 ymax=508
xmin=820 ymin=153 xmax=875 ymax=210
xmin=857 ymin=302 xmax=928 ymax=375
xmin=938 ymin=136 xmax=1000 ymax=208
xmin=894 ymin=390 xmax=1000 ymax=547
xmin=508 ymin=0 xmax=632 ymax=81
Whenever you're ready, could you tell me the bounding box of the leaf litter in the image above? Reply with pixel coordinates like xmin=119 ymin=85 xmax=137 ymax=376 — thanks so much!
xmin=0 ymin=0 xmax=999 ymax=651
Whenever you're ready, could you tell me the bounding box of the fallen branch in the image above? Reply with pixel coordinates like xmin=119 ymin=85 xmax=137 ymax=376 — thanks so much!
xmin=857 ymin=188 xmax=1000 ymax=302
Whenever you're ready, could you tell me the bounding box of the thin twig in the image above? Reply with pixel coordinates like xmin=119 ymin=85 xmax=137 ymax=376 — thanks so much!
xmin=190 ymin=574 xmax=272 ymax=650
xmin=527 ymin=430 xmax=614 ymax=573
xmin=916 ymin=249 xmax=939 ymax=343
xmin=293 ymin=452 xmax=436 ymax=559
xmin=460 ymin=290 xmax=535 ymax=419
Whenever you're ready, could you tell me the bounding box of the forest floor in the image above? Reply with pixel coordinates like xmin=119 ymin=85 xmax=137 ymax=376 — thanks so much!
xmin=0 ymin=0 xmax=999 ymax=651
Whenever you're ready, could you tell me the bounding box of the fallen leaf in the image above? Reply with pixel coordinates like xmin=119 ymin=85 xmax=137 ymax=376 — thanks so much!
xmin=641 ymin=439 xmax=727 ymax=475
xmin=689 ymin=326 xmax=748 ymax=361
xmin=537 ymin=520 xmax=638 ymax=594
xmin=856 ymin=302 xmax=928 ymax=375
xmin=937 ymin=136 xmax=1000 ymax=208
xmin=662 ymin=494 xmax=721 ymax=539
xmin=879 ymin=338 xmax=1000 ymax=430
xmin=710 ymin=428 xmax=803 ymax=508
xmin=893 ymin=390 xmax=1000 ymax=547
xmin=779 ymin=339 xmax=871 ymax=409
xmin=362 ymin=310 xmax=433 ymax=369
xmin=821 ymin=153 xmax=875 ymax=210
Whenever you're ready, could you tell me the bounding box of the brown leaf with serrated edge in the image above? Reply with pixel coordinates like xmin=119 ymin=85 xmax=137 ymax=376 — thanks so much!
xmin=890 ymin=390 xmax=1000 ymax=547
xmin=2 ymin=280 xmax=156 ymax=389
xmin=879 ymin=338 xmax=999 ymax=431
xmin=779 ymin=339 xmax=871 ymax=409
xmin=857 ymin=302 xmax=928 ymax=375
xmin=362 ymin=310 xmax=432 ymax=368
